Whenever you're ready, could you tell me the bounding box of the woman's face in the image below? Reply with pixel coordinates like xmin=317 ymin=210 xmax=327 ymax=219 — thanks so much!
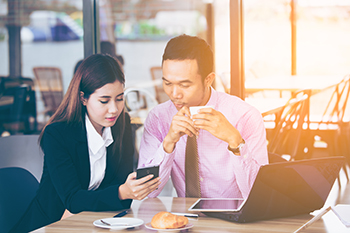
xmin=82 ymin=80 xmax=124 ymax=135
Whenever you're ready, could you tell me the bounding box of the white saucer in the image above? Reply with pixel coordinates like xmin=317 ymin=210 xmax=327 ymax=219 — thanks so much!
xmin=93 ymin=217 xmax=144 ymax=230
xmin=145 ymin=222 xmax=194 ymax=232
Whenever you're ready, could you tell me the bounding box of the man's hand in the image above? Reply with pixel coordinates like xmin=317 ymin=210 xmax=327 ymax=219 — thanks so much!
xmin=118 ymin=172 xmax=161 ymax=200
xmin=192 ymin=108 xmax=242 ymax=148
xmin=163 ymin=107 xmax=198 ymax=153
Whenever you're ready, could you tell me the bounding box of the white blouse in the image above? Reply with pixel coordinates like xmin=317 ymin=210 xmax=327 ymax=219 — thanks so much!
xmin=85 ymin=115 xmax=113 ymax=190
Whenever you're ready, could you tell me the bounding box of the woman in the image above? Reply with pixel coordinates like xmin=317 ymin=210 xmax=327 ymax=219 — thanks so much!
xmin=10 ymin=54 xmax=160 ymax=233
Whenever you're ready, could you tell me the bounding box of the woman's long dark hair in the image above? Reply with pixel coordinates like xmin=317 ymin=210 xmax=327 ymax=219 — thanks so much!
xmin=39 ymin=54 xmax=126 ymax=153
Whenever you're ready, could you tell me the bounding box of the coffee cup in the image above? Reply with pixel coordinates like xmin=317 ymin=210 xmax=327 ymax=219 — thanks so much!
xmin=189 ymin=106 xmax=214 ymax=119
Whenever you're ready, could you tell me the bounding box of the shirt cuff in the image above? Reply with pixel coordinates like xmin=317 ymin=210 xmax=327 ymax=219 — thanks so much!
xmin=228 ymin=142 xmax=250 ymax=160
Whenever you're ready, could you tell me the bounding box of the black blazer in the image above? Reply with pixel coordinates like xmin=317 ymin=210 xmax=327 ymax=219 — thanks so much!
xmin=10 ymin=113 xmax=134 ymax=233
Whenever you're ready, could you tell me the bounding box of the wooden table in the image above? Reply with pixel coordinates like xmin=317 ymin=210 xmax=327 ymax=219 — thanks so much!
xmin=32 ymin=196 xmax=349 ymax=233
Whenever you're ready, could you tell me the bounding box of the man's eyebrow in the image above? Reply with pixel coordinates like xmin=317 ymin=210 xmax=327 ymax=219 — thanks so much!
xmin=162 ymin=77 xmax=192 ymax=84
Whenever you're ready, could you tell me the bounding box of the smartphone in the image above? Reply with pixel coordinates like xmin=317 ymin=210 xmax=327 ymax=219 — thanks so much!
xmin=136 ymin=165 xmax=159 ymax=181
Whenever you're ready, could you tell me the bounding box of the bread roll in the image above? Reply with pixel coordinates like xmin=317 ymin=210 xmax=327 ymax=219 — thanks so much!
xmin=151 ymin=211 xmax=189 ymax=229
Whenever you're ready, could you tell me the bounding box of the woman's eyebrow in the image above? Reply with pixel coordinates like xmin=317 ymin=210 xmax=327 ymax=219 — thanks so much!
xmin=99 ymin=92 xmax=124 ymax=98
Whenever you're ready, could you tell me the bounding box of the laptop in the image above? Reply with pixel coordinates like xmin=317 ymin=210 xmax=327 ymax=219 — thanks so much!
xmin=188 ymin=156 xmax=345 ymax=223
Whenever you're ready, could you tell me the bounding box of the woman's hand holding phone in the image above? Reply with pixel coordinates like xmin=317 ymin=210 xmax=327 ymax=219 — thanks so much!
xmin=118 ymin=171 xmax=160 ymax=201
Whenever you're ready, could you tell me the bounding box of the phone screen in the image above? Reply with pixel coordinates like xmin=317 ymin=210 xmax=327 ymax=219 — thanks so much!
xmin=136 ymin=165 xmax=159 ymax=180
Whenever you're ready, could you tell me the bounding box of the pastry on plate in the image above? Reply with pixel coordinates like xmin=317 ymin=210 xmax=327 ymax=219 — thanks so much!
xmin=151 ymin=211 xmax=189 ymax=229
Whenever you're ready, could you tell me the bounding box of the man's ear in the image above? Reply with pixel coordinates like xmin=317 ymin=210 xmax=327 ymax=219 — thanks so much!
xmin=204 ymin=72 xmax=216 ymax=88
xmin=80 ymin=91 xmax=87 ymax=105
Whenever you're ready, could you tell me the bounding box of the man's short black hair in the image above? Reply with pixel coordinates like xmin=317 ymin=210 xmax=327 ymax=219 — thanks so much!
xmin=162 ymin=34 xmax=213 ymax=79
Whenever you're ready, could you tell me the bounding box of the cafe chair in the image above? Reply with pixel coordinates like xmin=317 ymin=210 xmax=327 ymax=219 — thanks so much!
xmin=310 ymin=75 xmax=350 ymax=183
xmin=124 ymin=88 xmax=158 ymax=113
xmin=264 ymin=75 xmax=350 ymax=186
xmin=0 ymin=167 xmax=39 ymax=233
xmin=33 ymin=67 xmax=64 ymax=118
xmin=0 ymin=85 xmax=36 ymax=135
xmin=150 ymin=66 xmax=169 ymax=103
xmin=264 ymin=89 xmax=312 ymax=161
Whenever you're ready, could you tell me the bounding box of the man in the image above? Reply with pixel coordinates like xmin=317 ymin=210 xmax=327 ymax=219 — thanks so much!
xmin=138 ymin=34 xmax=268 ymax=199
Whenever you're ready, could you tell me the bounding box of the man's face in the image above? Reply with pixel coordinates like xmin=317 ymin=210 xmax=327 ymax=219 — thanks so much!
xmin=162 ymin=59 xmax=211 ymax=111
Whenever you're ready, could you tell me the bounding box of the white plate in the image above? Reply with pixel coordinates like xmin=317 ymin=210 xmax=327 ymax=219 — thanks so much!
xmin=93 ymin=217 xmax=144 ymax=230
xmin=145 ymin=222 xmax=194 ymax=232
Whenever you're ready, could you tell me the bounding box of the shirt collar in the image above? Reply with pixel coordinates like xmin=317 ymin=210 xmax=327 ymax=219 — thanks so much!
xmin=85 ymin=114 xmax=114 ymax=155
xmin=206 ymin=86 xmax=217 ymax=107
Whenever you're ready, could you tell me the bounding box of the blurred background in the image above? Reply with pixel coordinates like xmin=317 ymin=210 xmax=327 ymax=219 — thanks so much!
xmin=0 ymin=0 xmax=350 ymax=164
xmin=1 ymin=0 xmax=350 ymax=200
xmin=1 ymin=0 xmax=350 ymax=131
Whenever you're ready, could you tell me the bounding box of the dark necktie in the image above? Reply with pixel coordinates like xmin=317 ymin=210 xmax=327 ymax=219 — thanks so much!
xmin=185 ymin=135 xmax=201 ymax=197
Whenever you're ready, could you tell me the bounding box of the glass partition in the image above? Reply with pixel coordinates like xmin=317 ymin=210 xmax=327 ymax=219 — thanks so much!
xmin=98 ymin=0 xmax=209 ymax=100
xmin=0 ymin=0 xmax=83 ymax=135
xmin=243 ymin=0 xmax=350 ymax=114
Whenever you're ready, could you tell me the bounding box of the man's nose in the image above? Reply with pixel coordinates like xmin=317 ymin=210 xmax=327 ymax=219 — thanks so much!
xmin=171 ymin=86 xmax=182 ymax=99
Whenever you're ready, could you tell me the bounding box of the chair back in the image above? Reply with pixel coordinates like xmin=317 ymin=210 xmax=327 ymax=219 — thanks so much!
xmin=265 ymin=89 xmax=312 ymax=160
xmin=11 ymin=85 xmax=28 ymax=122
xmin=150 ymin=66 xmax=169 ymax=103
xmin=33 ymin=67 xmax=63 ymax=116
xmin=125 ymin=88 xmax=158 ymax=113
xmin=0 ymin=85 xmax=36 ymax=134
xmin=311 ymin=75 xmax=350 ymax=164
xmin=0 ymin=167 xmax=39 ymax=233
xmin=264 ymin=75 xmax=350 ymax=162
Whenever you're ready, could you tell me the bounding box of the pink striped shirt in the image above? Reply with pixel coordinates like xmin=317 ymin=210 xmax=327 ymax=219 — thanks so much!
xmin=138 ymin=88 xmax=268 ymax=198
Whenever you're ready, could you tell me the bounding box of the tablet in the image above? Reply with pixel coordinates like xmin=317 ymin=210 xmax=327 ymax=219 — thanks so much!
xmin=188 ymin=198 xmax=246 ymax=212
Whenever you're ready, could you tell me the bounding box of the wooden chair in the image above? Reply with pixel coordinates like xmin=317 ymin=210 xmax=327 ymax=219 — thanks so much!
xmin=150 ymin=66 xmax=169 ymax=103
xmin=302 ymin=75 xmax=349 ymax=163
xmin=311 ymin=75 xmax=350 ymax=182
xmin=263 ymin=75 xmax=350 ymax=183
xmin=125 ymin=88 xmax=158 ymax=113
xmin=263 ymin=89 xmax=312 ymax=161
xmin=33 ymin=67 xmax=64 ymax=117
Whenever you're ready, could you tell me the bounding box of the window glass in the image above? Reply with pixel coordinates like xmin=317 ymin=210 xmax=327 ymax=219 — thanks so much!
xmin=97 ymin=0 xmax=211 ymax=155
xmin=243 ymin=0 xmax=350 ymax=113
xmin=0 ymin=0 xmax=83 ymax=135
xmin=245 ymin=0 xmax=350 ymax=79
xmin=0 ymin=0 xmax=8 ymax=77
xmin=244 ymin=0 xmax=291 ymax=79
xmin=98 ymin=0 xmax=209 ymax=100
xmin=297 ymin=1 xmax=350 ymax=76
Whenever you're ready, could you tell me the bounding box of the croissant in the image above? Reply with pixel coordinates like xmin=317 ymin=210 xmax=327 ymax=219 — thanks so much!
xmin=151 ymin=211 xmax=189 ymax=229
